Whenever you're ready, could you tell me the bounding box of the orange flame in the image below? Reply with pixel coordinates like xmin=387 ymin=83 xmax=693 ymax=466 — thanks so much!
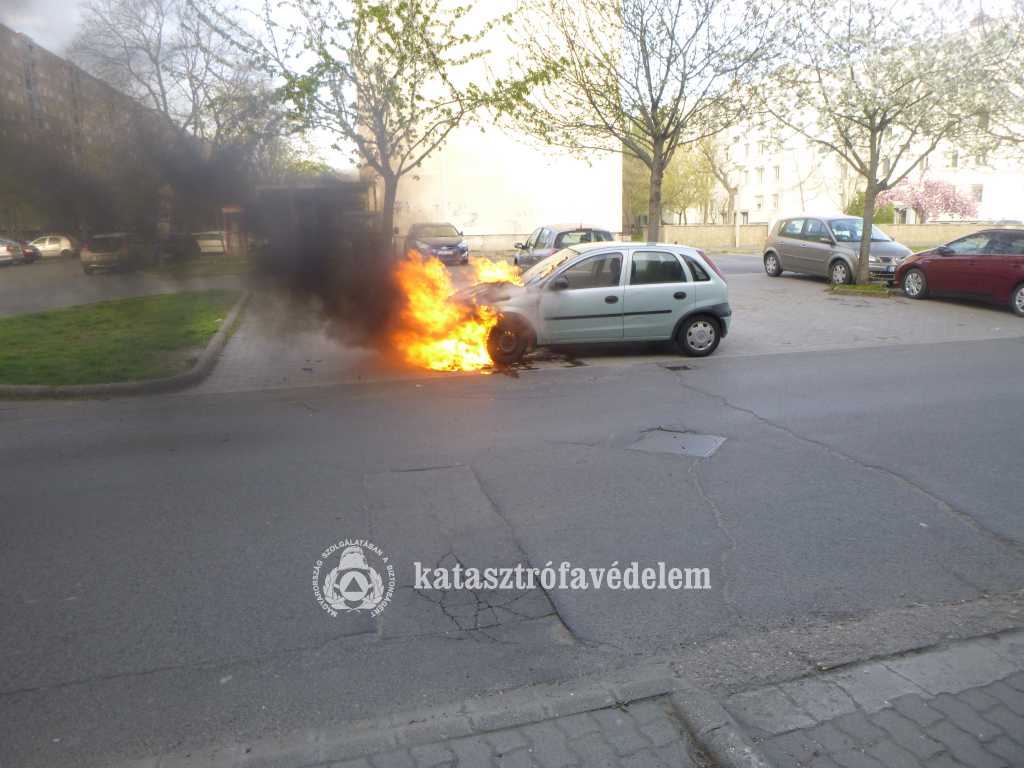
xmin=390 ymin=255 xmax=522 ymax=371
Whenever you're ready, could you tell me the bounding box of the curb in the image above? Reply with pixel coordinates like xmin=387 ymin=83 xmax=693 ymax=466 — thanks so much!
xmin=670 ymin=688 xmax=773 ymax=768
xmin=112 ymin=663 xmax=770 ymax=768
xmin=0 ymin=290 xmax=251 ymax=399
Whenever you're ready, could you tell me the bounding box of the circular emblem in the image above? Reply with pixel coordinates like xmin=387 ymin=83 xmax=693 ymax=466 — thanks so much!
xmin=313 ymin=539 xmax=394 ymax=617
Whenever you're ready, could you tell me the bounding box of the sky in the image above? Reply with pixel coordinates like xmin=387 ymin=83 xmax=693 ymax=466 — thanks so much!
xmin=0 ymin=0 xmax=83 ymax=55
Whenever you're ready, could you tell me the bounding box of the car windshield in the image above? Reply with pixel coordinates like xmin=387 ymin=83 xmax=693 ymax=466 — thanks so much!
xmin=554 ymin=229 xmax=613 ymax=248
xmin=86 ymin=237 xmax=123 ymax=253
xmin=828 ymin=218 xmax=891 ymax=242
xmin=520 ymin=248 xmax=578 ymax=284
xmin=417 ymin=224 xmax=460 ymax=238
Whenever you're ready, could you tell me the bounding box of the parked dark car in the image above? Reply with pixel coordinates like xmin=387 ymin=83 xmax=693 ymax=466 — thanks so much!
xmin=895 ymin=229 xmax=1024 ymax=317
xmin=154 ymin=232 xmax=202 ymax=263
xmin=513 ymin=224 xmax=615 ymax=269
xmin=403 ymin=222 xmax=468 ymax=265
xmin=81 ymin=233 xmax=151 ymax=275
xmin=19 ymin=241 xmax=42 ymax=263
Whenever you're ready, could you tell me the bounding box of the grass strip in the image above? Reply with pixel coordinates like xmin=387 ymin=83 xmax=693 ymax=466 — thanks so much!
xmin=0 ymin=290 xmax=242 ymax=386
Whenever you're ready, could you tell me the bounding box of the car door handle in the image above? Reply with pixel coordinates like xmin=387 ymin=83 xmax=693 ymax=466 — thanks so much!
xmin=673 ymin=291 xmax=687 ymax=299
xmin=605 ymin=295 xmax=618 ymax=304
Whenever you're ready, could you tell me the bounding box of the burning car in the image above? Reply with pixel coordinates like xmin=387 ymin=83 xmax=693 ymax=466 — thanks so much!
xmin=451 ymin=242 xmax=732 ymax=365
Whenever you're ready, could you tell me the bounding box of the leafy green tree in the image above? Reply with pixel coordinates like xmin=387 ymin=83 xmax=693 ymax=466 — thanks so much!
xmin=845 ymin=191 xmax=895 ymax=224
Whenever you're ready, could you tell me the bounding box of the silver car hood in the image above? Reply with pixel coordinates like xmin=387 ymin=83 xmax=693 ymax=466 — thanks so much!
xmin=449 ymin=281 xmax=534 ymax=309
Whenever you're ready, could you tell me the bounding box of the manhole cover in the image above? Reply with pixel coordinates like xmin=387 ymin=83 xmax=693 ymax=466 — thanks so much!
xmin=628 ymin=430 xmax=726 ymax=458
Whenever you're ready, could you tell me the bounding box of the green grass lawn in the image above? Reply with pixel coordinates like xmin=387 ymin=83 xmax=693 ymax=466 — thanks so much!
xmin=147 ymin=253 xmax=254 ymax=277
xmin=0 ymin=290 xmax=242 ymax=386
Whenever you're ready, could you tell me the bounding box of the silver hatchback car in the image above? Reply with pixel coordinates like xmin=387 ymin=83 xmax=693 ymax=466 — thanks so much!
xmin=453 ymin=242 xmax=732 ymax=364
xmin=763 ymin=216 xmax=912 ymax=284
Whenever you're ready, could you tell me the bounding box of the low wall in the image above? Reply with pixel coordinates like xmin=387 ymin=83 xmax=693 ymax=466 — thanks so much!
xmin=877 ymin=223 xmax=1019 ymax=244
xmin=465 ymin=233 xmax=634 ymax=252
xmin=643 ymin=224 xmax=770 ymax=248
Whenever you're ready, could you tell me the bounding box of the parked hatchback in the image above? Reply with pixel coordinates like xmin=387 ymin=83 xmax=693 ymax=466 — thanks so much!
xmin=81 ymin=233 xmax=150 ymax=275
xmin=513 ymin=224 xmax=615 ymax=269
xmin=452 ymin=242 xmax=731 ymax=364
xmin=895 ymin=229 xmax=1024 ymax=317
xmin=30 ymin=234 xmax=81 ymax=259
xmin=0 ymin=237 xmax=26 ymax=265
xmin=763 ymin=216 xmax=912 ymax=284
xmin=403 ymin=222 xmax=469 ymax=265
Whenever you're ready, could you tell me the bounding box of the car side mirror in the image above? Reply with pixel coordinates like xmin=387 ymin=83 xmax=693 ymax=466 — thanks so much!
xmin=936 ymin=245 xmax=954 ymax=256
xmin=551 ymin=277 xmax=570 ymax=291
xmin=514 ymin=242 xmax=524 ymax=250
xmin=820 ymin=237 xmax=835 ymax=245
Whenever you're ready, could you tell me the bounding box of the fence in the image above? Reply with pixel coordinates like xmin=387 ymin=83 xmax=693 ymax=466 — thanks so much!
xmin=642 ymin=224 xmax=771 ymax=247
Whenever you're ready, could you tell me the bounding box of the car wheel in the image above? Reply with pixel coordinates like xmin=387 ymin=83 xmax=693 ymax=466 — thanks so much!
xmin=902 ymin=268 xmax=929 ymax=299
xmin=83 ymin=265 xmax=94 ymax=275
xmin=764 ymin=252 xmax=783 ymax=277
xmin=513 ymin=258 xmax=519 ymax=267
xmin=1012 ymin=283 xmax=1024 ymax=317
xmin=830 ymin=260 xmax=853 ymax=285
xmin=677 ymin=315 xmax=721 ymax=357
xmin=62 ymin=249 xmax=73 ymax=258
xmin=487 ymin=316 xmax=531 ymax=365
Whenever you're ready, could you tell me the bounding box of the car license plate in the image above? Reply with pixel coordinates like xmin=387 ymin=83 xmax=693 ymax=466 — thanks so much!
xmin=438 ymin=248 xmax=452 ymax=254
xmin=887 ymin=265 xmax=894 ymax=272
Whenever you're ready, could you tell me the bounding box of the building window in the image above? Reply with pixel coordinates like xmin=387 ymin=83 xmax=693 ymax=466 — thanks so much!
xmin=975 ymin=152 xmax=987 ymax=166
xmin=756 ymin=167 xmax=764 ymax=183
xmin=742 ymin=170 xmax=749 ymax=185
xmin=744 ymin=144 xmax=750 ymax=157
xmin=942 ymin=151 xmax=958 ymax=169
xmin=971 ymin=184 xmax=983 ymax=202
xmin=755 ymin=196 xmax=764 ymax=210
xmin=771 ymin=194 xmax=779 ymax=210
xmin=741 ymin=211 xmax=749 ymax=225
xmin=773 ymin=165 xmax=780 ymax=180
xmin=881 ymin=158 xmax=890 ymax=175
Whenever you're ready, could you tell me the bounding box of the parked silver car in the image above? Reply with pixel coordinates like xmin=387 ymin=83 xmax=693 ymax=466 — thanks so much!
xmin=30 ymin=234 xmax=81 ymax=258
xmin=762 ymin=216 xmax=912 ymax=284
xmin=513 ymin=224 xmax=615 ymax=269
xmin=452 ymin=242 xmax=732 ymax=364
xmin=81 ymin=233 xmax=150 ymax=274
xmin=0 ymin=237 xmax=27 ymax=265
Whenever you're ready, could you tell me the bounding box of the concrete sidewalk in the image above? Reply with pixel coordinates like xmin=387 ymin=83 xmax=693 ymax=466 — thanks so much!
xmin=727 ymin=630 xmax=1024 ymax=768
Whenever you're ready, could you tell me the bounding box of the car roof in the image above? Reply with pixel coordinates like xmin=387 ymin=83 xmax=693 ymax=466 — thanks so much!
xmin=411 ymin=222 xmax=456 ymax=227
xmin=537 ymin=223 xmax=611 ymax=232
xmin=568 ymin=240 xmax=700 ymax=254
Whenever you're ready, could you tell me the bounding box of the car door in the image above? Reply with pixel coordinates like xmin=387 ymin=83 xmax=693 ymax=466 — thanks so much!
xmin=800 ymin=219 xmax=832 ymax=275
xmin=622 ymin=250 xmax=695 ymax=338
xmin=927 ymin=233 xmax=991 ymax=294
xmin=540 ymin=251 xmax=625 ymax=342
xmin=775 ymin=219 xmax=805 ymax=270
xmin=519 ymin=229 xmax=541 ymax=266
xmin=974 ymin=232 xmax=1024 ymax=300
xmin=531 ymin=228 xmax=555 ymax=265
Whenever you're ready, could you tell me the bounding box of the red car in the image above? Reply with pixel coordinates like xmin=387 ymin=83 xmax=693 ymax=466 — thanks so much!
xmin=895 ymin=229 xmax=1024 ymax=317
xmin=19 ymin=241 xmax=41 ymax=263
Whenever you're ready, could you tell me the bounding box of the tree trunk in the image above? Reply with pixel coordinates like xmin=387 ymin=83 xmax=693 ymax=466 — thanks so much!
xmin=648 ymin=139 xmax=665 ymax=242
xmin=381 ymin=173 xmax=398 ymax=257
xmin=726 ymin=189 xmax=736 ymax=227
xmin=857 ymin=183 xmax=879 ymax=286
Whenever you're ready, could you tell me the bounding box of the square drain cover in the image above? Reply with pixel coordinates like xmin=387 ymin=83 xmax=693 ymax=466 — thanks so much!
xmin=628 ymin=430 xmax=726 ymax=458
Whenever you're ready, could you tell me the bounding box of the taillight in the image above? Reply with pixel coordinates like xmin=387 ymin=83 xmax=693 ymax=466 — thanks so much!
xmin=697 ymin=249 xmax=727 ymax=283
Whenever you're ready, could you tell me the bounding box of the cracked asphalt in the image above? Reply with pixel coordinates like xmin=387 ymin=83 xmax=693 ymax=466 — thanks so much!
xmin=2 ymin=256 xmax=1024 ymax=766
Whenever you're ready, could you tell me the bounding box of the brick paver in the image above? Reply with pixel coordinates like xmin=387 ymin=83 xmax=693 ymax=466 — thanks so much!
xmin=725 ymin=630 xmax=1024 ymax=768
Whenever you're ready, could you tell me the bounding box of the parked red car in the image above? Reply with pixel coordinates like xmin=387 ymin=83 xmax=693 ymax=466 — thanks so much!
xmin=895 ymin=229 xmax=1024 ymax=317
xmin=19 ymin=241 xmax=41 ymax=263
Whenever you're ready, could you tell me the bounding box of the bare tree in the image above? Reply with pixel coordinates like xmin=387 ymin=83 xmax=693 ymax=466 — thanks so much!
xmin=699 ymin=136 xmax=738 ymax=227
xmin=503 ymin=0 xmax=782 ymax=241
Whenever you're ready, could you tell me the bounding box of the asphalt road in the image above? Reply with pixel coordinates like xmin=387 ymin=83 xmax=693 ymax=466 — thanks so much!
xmin=2 ymin=300 xmax=1023 ymax=767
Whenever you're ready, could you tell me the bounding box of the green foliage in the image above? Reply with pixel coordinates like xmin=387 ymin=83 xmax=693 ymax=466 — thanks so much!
xmin=845 ymin=191 xmax=895 ymax=224
xmin=0 ymin=290 xmax=241 ymax=386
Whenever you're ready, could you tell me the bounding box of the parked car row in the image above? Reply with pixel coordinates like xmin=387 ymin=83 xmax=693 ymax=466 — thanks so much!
xmin=762 ymin=216 xmax=1024 ymax=317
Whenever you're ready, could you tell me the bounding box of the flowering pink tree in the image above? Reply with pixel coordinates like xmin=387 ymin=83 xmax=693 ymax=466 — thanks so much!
xmin=875 ymin=177 xmax=978 ymax=223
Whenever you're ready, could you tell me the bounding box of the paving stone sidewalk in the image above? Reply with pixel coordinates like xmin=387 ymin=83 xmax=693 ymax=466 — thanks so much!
xmin=725 ymin=630 xmax=1024 ymax=768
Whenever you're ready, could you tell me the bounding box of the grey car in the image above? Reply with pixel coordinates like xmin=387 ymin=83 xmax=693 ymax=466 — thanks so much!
xmin=30 ymin=234 xmax=81 ymax=258
xmin=762 ymin=216 xmax=912 ymax=284
xmin=513 ymin=224 xmax=614 ymax=269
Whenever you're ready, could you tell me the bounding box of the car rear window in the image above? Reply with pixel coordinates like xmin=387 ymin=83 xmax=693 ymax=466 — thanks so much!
xmin=86 ymin=237 xmax=123 ymax=253
xmin=555 ymin=229 xmax=613 ymax=248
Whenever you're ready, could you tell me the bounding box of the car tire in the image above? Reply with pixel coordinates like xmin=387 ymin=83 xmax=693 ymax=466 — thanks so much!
xmin=829 ymin=260 xmax=853 ymax=285
xmin=677 ymin=315 xmax=721 ymax=357
xmin=902 ymin=268 xmax=930 ymax=299
xmin=1012 ymin=283 xmax=1024 ymax=317
xmin=487 ymin=315 xmax=531 ymax=365
xmin=62 ymin=249 xmax=73 ymax=258
xmin=764 ymin=252 xmax=783 ymax=277
xmin=83 ymin=265 xmax=94 ymax=275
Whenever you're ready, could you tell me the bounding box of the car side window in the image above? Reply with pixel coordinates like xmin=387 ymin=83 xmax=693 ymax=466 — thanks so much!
xmin=803 ymin=220 xmax=826 ymax=241
xmin=538 ymin=229 xmax=555 ymax=250
xmin=986 ymin=234 xmax=1024 ymax=255
xmin=49 ymin=236 xmax=61 ymax=245
xmin=683 ymin=256 xmax=711 ymax=282
xmin=946 ymin=234 xmax=991 ymax=254
xmin=558 ymin=253 xmax=623 ymax=289
xmin=524 ymin=230 xmax=541 ymax=250
xmin=780 ymin=219 xmax=804 ymax=237
xmin=32 ymin=238 xmax=45 ymax=246
xmin=629 ymin=251 xmax=686 ymax=285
